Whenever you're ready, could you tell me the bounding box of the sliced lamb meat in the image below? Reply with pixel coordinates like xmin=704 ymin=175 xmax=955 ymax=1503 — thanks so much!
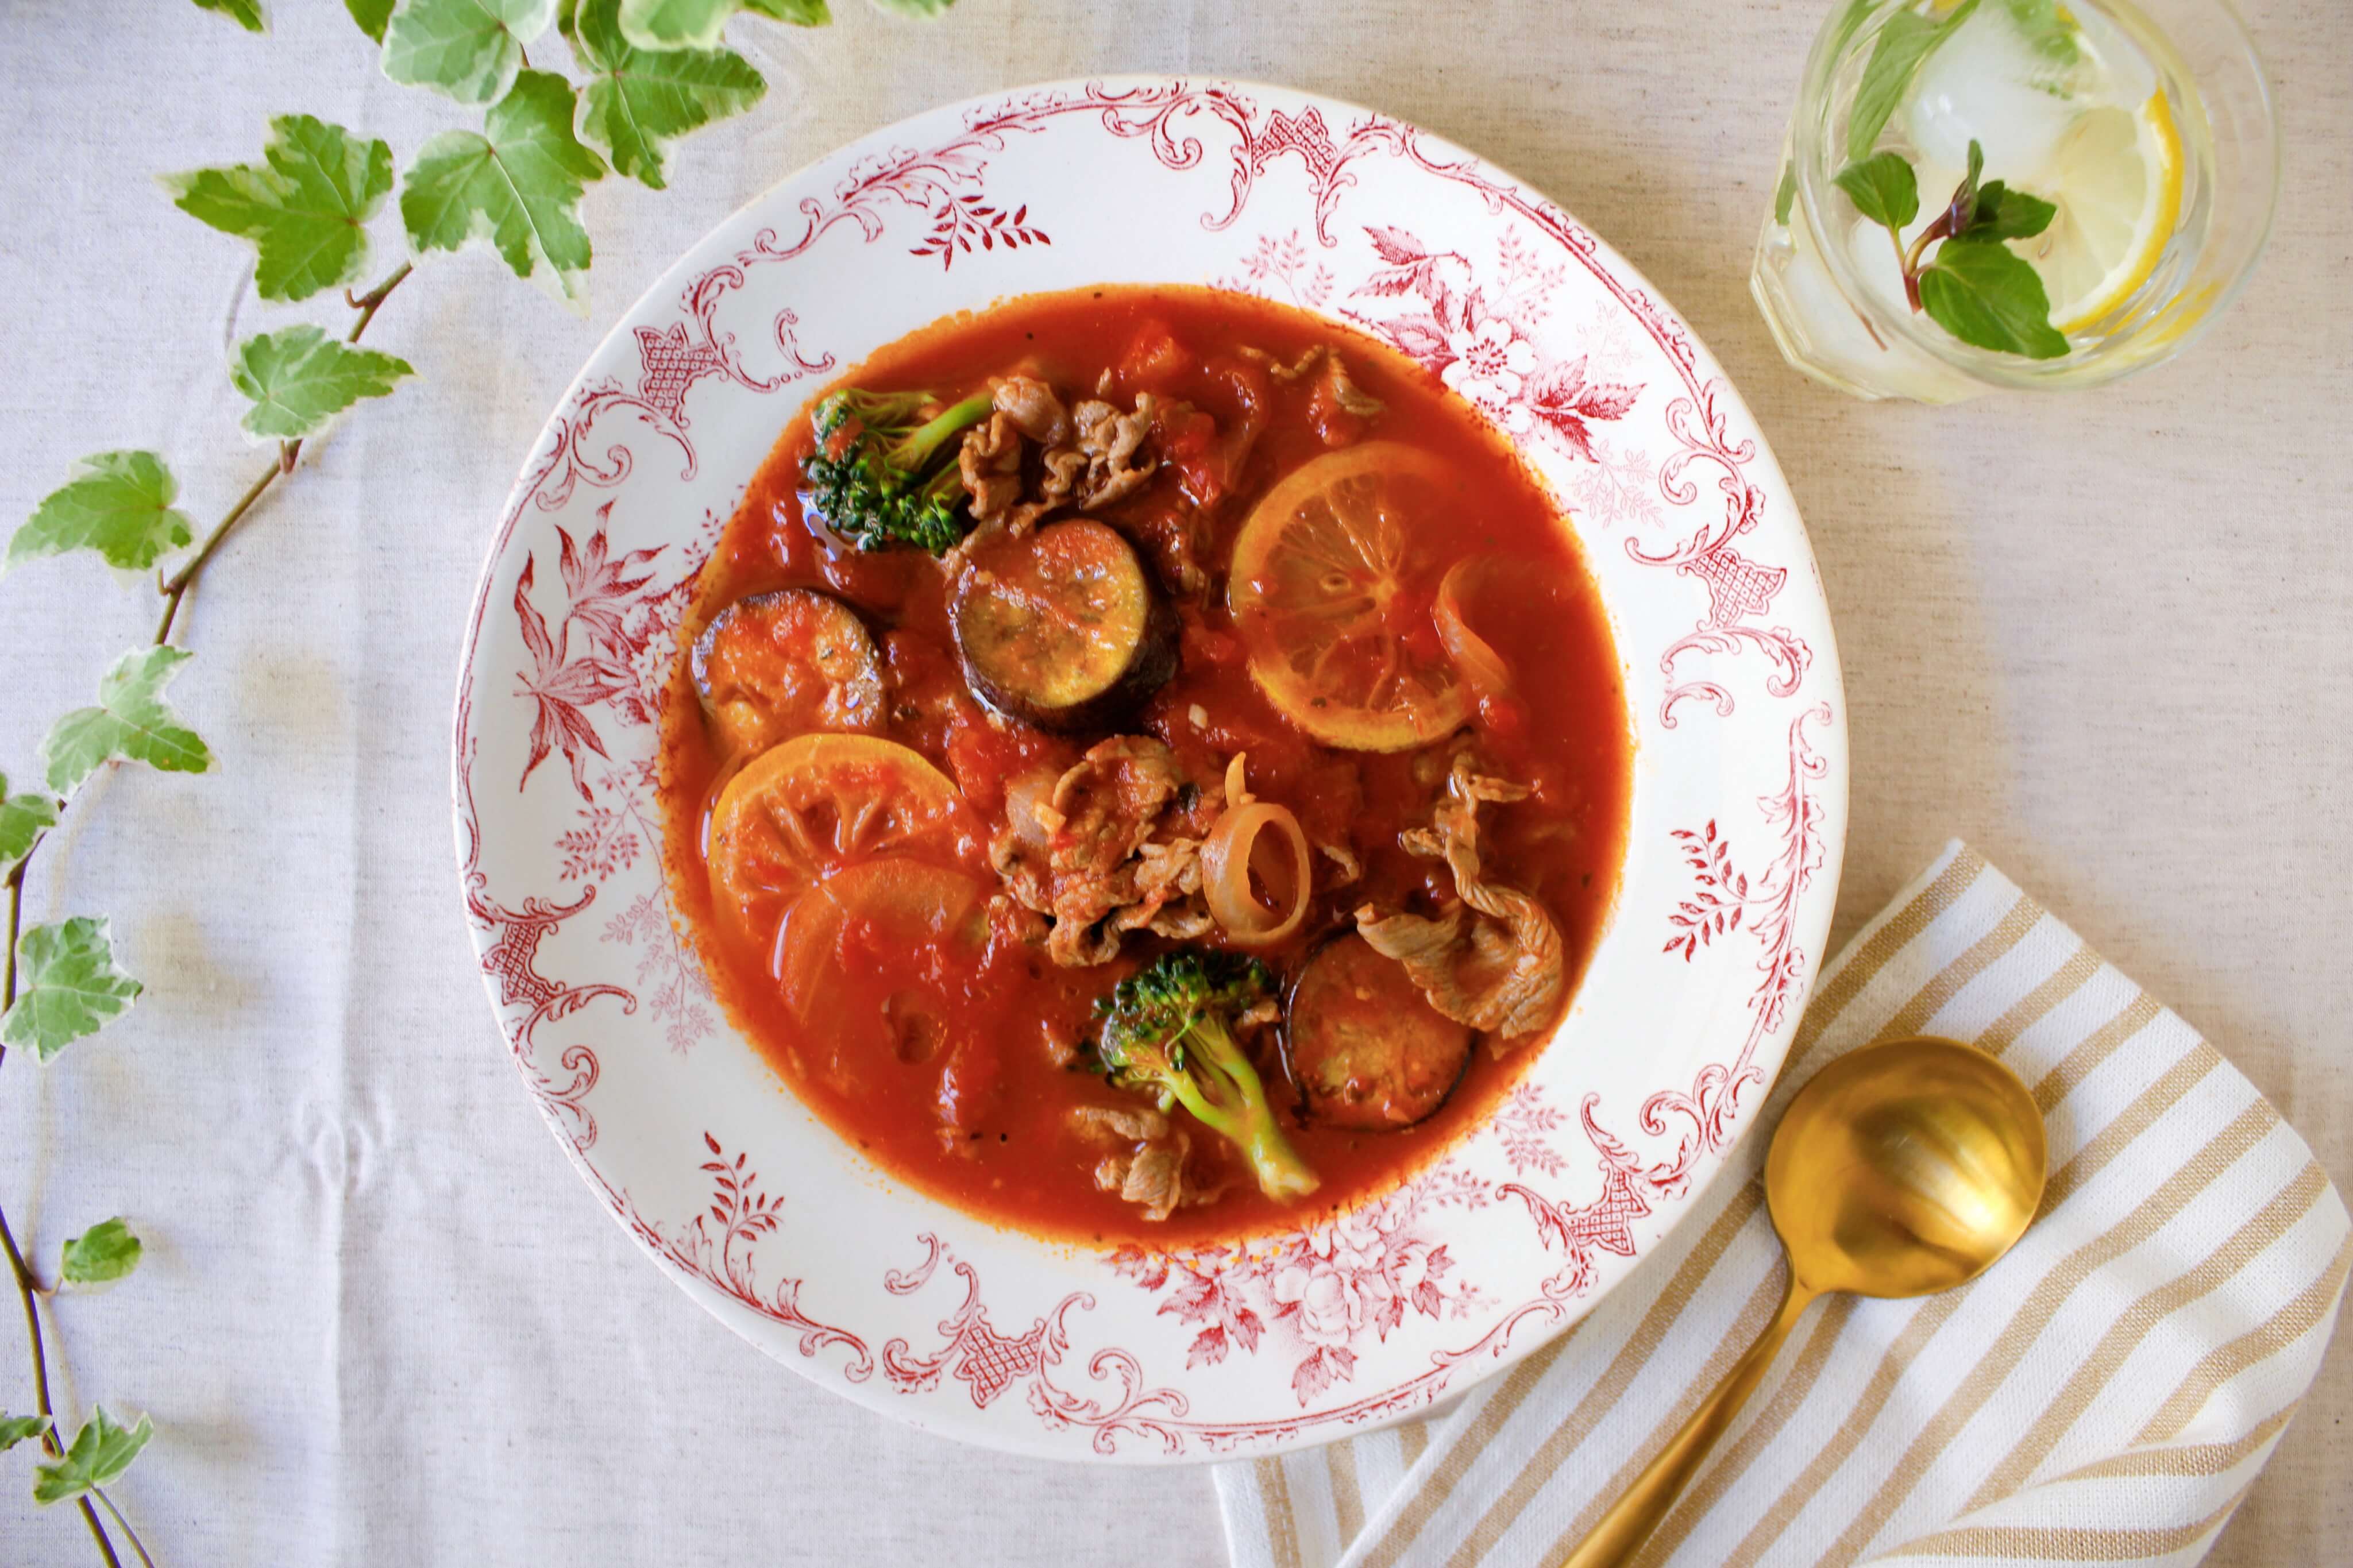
xmin=1066 ymin=395 xmax=1164 ymax=511
xmin=1067 ymin=1104 xmax=1223 ymax=1222
xmin=1050 ymin=735 xmax=1183 ymax=876
xmin=1354 ymin=754 xmax=1564 ymax=1045
xmin=988 ymin=736 xmax=1227 ymax=965
xmin=992 ymin=374 xmax=1070 ymax=445
xmin=957 ymin=412 xmax=1025 ymax=522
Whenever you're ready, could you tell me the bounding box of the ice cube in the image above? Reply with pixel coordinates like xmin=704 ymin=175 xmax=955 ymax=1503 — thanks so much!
xmin=1903 ymin=2 xmax=2080 ymax=184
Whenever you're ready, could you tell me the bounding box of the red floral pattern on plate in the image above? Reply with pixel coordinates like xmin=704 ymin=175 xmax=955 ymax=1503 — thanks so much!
xmin=452 ymin=78 xmax=1846 ymax=1461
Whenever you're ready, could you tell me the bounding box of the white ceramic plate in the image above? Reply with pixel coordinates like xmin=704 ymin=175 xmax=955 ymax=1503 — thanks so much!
xmin=454 ymin=77 xmax=1846 ymax=1461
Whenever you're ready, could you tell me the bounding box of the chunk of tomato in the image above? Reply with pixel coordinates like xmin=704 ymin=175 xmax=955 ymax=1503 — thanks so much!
xmin=1119 ymin=320 xmax=1192 ymax=395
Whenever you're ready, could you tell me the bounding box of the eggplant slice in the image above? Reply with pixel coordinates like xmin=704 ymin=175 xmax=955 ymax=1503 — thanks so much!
xmin=950 ymin=519 xmax=1177 ymax=732
xmin=691 ymin=588 xmax=885 ymax=758
xmin=1287 ymin=933 xmax=1473 ymax=1131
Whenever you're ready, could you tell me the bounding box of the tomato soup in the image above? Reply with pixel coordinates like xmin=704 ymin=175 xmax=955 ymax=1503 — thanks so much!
xmin=661 ymin=285 xmax=1630 ymax=1246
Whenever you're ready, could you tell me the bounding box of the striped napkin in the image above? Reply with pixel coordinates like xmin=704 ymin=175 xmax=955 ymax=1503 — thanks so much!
xmin=1216 ymin=843 xmax=2351 ymax=1568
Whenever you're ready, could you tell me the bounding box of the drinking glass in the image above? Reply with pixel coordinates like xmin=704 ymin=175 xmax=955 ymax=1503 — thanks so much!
xmin=1752 ymin=0 xmax=2277 ymax=402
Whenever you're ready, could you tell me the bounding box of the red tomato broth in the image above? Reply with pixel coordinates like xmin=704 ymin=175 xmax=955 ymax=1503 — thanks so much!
xmin=660 ymin=285 xmax=1631 ymax=1247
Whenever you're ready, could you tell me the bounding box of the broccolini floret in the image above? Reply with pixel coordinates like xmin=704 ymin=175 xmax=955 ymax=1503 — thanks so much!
xmin=800 ymin=387 xmax=993 ymax=554
xmin=1093 ymin=951 xmax=1320 ymax=1203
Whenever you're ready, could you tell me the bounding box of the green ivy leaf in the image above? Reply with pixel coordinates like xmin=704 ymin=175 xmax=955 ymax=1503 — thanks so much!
xmin=383 ymin=0 xmax=560 ymax=104
xmin=40 ymin=647 xmax=214 ymax=798
xmin=5 ymin=453 xmax=192 ymax=575
xmin=615 ymin=0 xmax=832 ymax=47
xmin=164 ymin=116 xmax=395 ymax=303
xmin=1833 ymin=151 xmax=1919 ymax=231
xmin=61 ymin=1221 xmax=144 ymax=1287
xmin=0 ymin=1414 xmax=51 ymax=1452
xmin=1847 ymin=0 xmax=1979 ymax=161
xmin=862 ymin=0 xmax=954 ymax=16
xmin=190 ymin=0 xmax=266 ymax=30
xmin=231 ymin=327 xmax=416 ymax=441
xmin=1774 ymin=161 xmax=1797 ymax=227
xmin=31 ymin=1410 xmax=152 ymax=1507
xmin=401 ymin=71 xmax=606 ymax=307
xmin=2 ymin=918 xmax=142 ymax=1063
xmin=348 ymin=0 xmax=397 ymax=40
xmin=1919 ymin=235 xmax=2071 ymax=358
xmin=1959 ymin=179 xmax=2058 ymax=242
xmin=616 ymin=0 xmax=739 ymax=47
xmin=0 ymin=774 xmax=59 ymax=873
xmin=567 ymin=0 xmax=765 ymax=189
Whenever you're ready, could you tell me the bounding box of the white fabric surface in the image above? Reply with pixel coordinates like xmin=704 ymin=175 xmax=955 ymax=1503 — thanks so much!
xmin=1213 ymin=845 xmax=2352 ymax=1567
xmin=1 ymin=2 xmax=2347 ymax=1564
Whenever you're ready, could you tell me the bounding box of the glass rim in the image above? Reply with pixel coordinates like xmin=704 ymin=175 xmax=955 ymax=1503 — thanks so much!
xmin=1791 ymin=0 xmax=2281 ymax=392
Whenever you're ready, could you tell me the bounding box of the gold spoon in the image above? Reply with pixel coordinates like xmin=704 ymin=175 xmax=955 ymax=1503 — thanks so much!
xmin=1559 ymin=1035 xmax=2047 ymax=1568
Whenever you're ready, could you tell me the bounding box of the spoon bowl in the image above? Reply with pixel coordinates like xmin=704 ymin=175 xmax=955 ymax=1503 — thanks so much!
xmin=1766 ymin=1037 xmax=2047 ymax=1300
xmin=1560 ymin=1036 xmax=2047 ymax=1568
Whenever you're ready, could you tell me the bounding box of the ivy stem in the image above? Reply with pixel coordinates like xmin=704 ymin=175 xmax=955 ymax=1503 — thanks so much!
xmin=152 ymin=260 xmax=414 ymax=647
xmin=2 ymin=858 xmax=22 ymax=1033
xmin=344 ymin=261 xmax=412 ymax=346
xmin=90 ymin=1486 xmax=155 ymax=1568
xmin=0 ymin=1204 xmax=122 ymax=1568
xmin=153 ymin=462 xmax=279 ymax=647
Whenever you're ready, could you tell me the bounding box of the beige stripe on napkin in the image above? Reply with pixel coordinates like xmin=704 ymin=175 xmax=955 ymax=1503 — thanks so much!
xmin=1216 ymin=843 xmax=2351 ymax=1568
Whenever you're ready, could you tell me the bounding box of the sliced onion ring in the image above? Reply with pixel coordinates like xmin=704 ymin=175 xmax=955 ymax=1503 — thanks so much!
xmin=1202 ymin=800 xmax=1313 ymax=947
xmin=1434 ymin=557 xmax=1513 ymax=699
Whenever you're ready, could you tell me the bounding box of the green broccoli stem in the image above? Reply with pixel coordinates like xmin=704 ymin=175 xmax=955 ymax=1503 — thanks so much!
xmin=888 ymin=391 xmax=993 ymax=473
xmin=1163 ymin=1029 xmax=1322 ymax=1203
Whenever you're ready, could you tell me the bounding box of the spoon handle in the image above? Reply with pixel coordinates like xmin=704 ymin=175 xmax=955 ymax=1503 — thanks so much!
xmin=1557 ymin=1270 xmax=1820 ymax=1568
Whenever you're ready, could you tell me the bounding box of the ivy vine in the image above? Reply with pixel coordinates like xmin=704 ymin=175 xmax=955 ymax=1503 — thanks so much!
xmin=0 ymin=0 xmax=957 ymax=1559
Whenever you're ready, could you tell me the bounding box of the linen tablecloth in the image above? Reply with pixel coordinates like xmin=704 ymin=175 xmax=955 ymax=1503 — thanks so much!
xmin=2 ymin=2 xmax=2347 ymax=1563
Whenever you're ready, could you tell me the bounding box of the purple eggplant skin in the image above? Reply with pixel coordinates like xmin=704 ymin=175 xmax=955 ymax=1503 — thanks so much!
xmin=690 ymin=587 xmax=886 ymax=756
xmin=1285 ymin=932 xmax=1472 ymax=1131
xmin=949 ymin=520 xmax=1178 ymax=734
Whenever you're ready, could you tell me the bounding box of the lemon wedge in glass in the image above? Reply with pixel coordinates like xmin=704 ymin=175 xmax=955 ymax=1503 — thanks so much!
xmin=2016 ymin=92 xmax=2184 ymax=332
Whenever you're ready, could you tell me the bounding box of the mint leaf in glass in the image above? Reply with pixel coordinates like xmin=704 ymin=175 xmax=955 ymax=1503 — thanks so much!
xmin=2001 ymin=0 xmax=2080 ymax=64
xmin=1834 ymin=151 xmax=1919 ymax=230
xmin=1775 ymin=161 xmax=1797 ymax=226
xmin=1942 ymin=138 xmax=1986 ymax=237
xmin=232 ymin=327 xmax=416 ymax=441
xmin=31 ymin=1410 xmax=152 ymax=1507
xmin=2 ymin=918 xmax=142 ymax=1063
xmin=61 ymin=1220 xmax=143 ymax=1287
xmin=6 ymin=453 xmax=192 ymax=574
xmin=0 ymin=775 xmax=59 ymax=872
xmin=1918 ymin=237 xmax=2071 ymax=358
xmin=0 ymin=1414 xmax=51 ymax=1453
xmin=383 ymin=0 xmax=559 ymax=105
xmin=40 ymin=647 xmax=214 ymax=797
xmin=1958 ymin=179 xmax=2057 ymax=241
xmin=165 ymin=116 xmax=395 ymax=303
xmin=566 ymin=0 xmax=766 ymax=189
xmin=401 ymin=71 xmax=607 ymax=307
xmin=1847 ymin=0 xmax=1981 ymax=161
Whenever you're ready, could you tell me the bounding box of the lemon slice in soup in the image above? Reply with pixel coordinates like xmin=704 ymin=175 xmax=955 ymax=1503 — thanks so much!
xmin=1227 ymin=442 xmax=1472 ymax=752
xmin=707 ymin=733 xmax=970 ymax=960
xmin=773 ymin=859 xmax=989 ymax=1021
